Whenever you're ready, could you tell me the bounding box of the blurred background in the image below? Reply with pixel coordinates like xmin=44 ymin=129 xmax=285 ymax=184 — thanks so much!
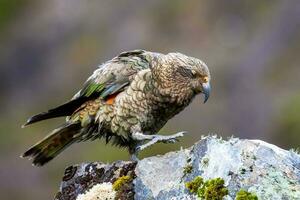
xmin=1 ymin=0 xmax=300 ymax=199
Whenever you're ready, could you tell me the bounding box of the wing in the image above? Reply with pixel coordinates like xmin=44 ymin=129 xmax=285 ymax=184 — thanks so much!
xmin=79 ymin=50 xmax=150 ymax=99
xmin=23 ymin=50 xmax=152 ymax=126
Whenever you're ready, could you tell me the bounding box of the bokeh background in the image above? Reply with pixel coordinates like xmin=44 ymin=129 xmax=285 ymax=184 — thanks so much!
xmin=1 ymin=0 xmax=300 ymax=199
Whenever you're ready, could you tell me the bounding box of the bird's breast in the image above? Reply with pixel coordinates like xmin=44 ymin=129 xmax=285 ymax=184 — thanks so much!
xmin=106 ymin=70 xmax=193 ymax=136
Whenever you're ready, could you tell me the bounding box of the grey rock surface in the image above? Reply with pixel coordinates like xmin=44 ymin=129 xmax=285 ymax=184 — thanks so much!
xmin=54 ymin=161 xmax=136 ymax=200
xmin=55 ymin=136 xmax=300 ymax=200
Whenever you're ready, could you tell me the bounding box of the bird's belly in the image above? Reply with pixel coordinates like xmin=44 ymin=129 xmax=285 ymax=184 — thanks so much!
xmin=109 ymin=96 xmax=184 ymax=137
xmin=109 ymin=97 xmax=153 ymax=137
xmin=105 ymin=72 xmax=190 ymax=137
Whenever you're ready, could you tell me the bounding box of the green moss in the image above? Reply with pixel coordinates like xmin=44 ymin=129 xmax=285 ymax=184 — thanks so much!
xmin=201 ymin=157 xmax=210 ymax=167
xmin=112 ymin=175 xmax=132 ymax=191
xmin=235 ymin=189 xmax=258 ymax=200
xmin=290 ymin=147 xmax=300 ymax=155
xmin=185 ymin=176 xmax=204 ymax=193
xmin=183 ymin=164 xmax=193 ymax=175
xmin=0 ymin=0 xmax=29 ymax=29
xmin=186 ymin=177 xmax=228 ymax=200
xmin=201 ymin=178 xmax=229 ymax=200
xmin=274 ymin=94 xmax=300 ymax=148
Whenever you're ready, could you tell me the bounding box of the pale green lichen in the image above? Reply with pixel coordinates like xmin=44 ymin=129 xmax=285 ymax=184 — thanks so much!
xmin=76 ymin=182 xmax=116 ymax=200
xmin=248 ymin=167 xmax=300 ymax=199
xmin=186 ymin=176 xmax=228 ymax=200
xmin=235 ymin=189 xmax=258 ymax=200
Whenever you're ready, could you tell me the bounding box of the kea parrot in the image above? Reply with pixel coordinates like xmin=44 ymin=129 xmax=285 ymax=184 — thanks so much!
xmin=22 ymin=50 xmax=211 ymax=166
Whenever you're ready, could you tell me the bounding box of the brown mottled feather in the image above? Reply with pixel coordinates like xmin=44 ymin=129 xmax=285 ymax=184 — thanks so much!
xmin=22 ymin=50 xmax=210 ymax=166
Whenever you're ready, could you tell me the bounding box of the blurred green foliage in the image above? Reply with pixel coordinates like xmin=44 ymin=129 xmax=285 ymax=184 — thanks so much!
xmin=0 ymin=0 xmax=28 ymax=29
xmin=275 ymin=94 xmax=300 ymax=148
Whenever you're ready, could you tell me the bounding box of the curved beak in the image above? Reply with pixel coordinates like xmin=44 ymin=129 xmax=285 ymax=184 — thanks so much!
xmin=202 ymin=82 xmax=211 ymax=103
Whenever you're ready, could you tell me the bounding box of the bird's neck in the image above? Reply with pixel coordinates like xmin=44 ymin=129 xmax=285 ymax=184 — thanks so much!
xmin=150 ymin=76 xmax=195 ymax=106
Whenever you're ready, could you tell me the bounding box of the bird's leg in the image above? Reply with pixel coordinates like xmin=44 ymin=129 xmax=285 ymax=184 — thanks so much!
xmin=129 ymin=141 xmax=142 ymax=162
xmin=130 ymin=151 xmax=139 ymax=162
xmin=131 ymin=131 xmax=187 ymax=153
xmin=131 ymin=132 xmax=157 ymax=140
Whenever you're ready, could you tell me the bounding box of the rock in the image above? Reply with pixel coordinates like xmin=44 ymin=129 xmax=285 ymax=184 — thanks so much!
xmin=54 ymin=161 xmax=136 ymax=200
xmin=54 ymin=136 xmax=300 ymax=200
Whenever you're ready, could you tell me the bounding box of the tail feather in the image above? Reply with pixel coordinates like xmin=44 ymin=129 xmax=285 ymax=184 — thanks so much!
xmin=22 ymin=123 xmax=81 ymax=166
xmin=23 ymin=97 xmax=89 ymax=127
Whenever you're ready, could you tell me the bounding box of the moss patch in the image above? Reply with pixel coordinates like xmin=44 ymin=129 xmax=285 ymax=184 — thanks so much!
xmin=112 ymin=175 xmax=134 ymax=199
xmin=202 ymin=178 xmax=229 ymax=200
xmin=186 ymin=177 xmax=228 ymax=200
xmin=113 ymin=175 xmax=132 ymax=191
xmin=185 ymin=176 xmax=204 ymax=194
xmin=201 ymin=157 xmax=210 ymax=167
xmin=183 ymin=164 xmax=193 ymax=175
xmin=235 ymin=189 xmax=258 ymax=200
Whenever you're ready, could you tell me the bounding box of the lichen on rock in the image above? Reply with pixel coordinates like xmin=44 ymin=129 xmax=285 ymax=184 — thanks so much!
xmin=235 ymin=189 xmax=258 ymax=200
xmin=183 ymin=164 xmax=193 ymax=176
xmin=185 ymin=176 xmax=204 ymax=194
xmin=113 ymin=175 xmax=134 ymax=199
xmin=55 ymin=136 xmax=300 ymax=200
xmin=54 ymin=161 xmax=136 ymax=200
xmin=76 ymin=182 xmax=116 ymax=200
xmin=201 ymin=178 xmax=228 ymax=200
xmin=113 ymin=175 xmax=132 ymax=191
xmin=185 ymin=176 xmax=228 ymax=200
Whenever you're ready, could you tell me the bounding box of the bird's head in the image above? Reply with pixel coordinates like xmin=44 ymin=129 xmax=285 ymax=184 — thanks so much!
xmin=153 ymin=52 xmax=211 ymax=103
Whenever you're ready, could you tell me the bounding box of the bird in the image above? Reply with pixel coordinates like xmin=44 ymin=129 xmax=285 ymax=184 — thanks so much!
xmin=21 ymin=49 xmax=211 ymax=166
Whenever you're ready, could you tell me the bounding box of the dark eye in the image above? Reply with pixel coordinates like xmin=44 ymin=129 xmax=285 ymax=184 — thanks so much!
xmin=177 ymin=66 xmax=197 ymax=78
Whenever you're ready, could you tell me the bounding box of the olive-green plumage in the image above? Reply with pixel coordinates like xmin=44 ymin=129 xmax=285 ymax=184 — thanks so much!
xmin=22 ymin=50 xmax=211 ymax=166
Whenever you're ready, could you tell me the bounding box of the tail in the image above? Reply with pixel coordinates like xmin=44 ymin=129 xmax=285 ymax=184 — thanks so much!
xmin=22 ymin=97 xmax=89 ymax=127
xmin=21 ymin=122 xmax=82 ymax=166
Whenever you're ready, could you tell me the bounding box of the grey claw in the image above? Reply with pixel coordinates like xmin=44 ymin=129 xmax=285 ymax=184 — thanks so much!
xmin=176 ymin=131 xmax=188 ymax=137
xmin=135 ymin=145 xmax=143 ymax=152
xmin=162 ymin=138 xmax=177 ymax=143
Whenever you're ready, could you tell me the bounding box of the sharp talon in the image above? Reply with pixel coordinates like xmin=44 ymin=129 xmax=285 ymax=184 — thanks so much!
xmin=162 ymin=138 xmax=176 ymax=143
xmin=177 ymin=131 xmax=187 ymax=137
xmin=136 ymin=145 xmax=145 ymax=151
xmin=135 ymin=146 xmax=141 ymax=152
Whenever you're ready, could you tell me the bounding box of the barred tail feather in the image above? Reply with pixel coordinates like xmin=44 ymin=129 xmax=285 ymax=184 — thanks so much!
xmin=21 ymin=123 xmax=81 ymax=166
